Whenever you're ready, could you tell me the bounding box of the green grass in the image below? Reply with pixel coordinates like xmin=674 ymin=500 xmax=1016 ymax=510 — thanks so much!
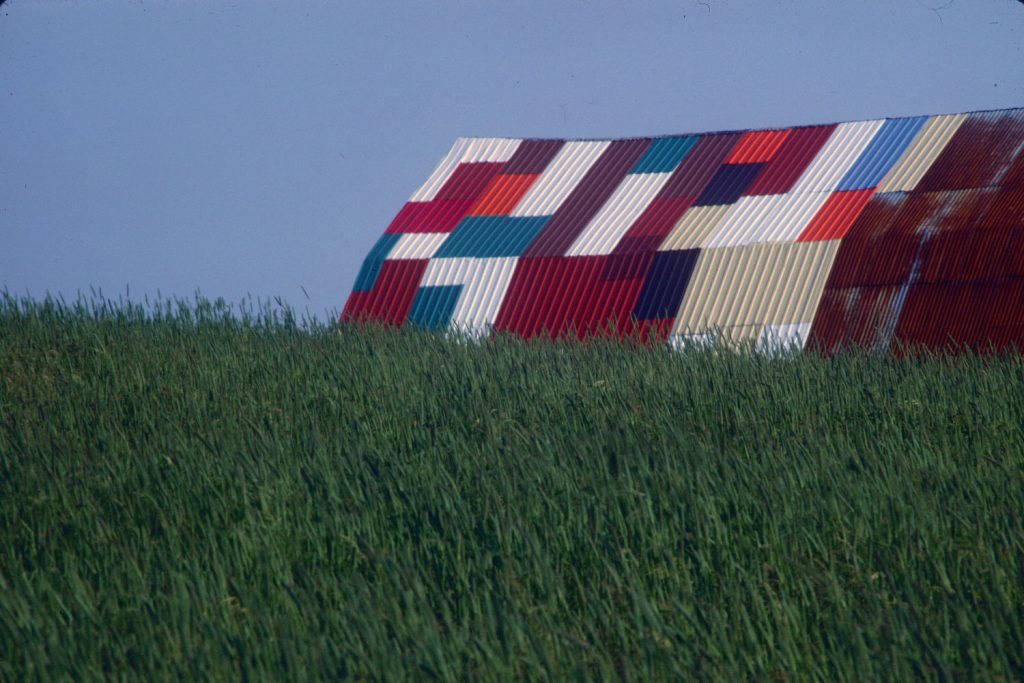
xmin=1 ymin=295 xmax=1023 ymax=681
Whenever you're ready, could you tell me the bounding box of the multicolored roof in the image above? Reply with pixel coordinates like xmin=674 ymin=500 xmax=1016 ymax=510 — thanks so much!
xmin=343 ymin=107 xmax=1024 ymax=353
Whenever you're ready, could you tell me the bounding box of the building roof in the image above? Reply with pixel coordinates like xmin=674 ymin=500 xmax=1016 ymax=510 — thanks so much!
xmin=343 ymin=107 xmax=1024 ymax=352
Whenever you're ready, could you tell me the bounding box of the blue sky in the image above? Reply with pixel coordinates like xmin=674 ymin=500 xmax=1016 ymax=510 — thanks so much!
xmin=3 ymin=0 xmax=1023 ymax=321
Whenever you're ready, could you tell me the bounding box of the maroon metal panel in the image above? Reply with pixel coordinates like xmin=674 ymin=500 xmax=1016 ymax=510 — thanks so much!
xmin=434 ymin=162 xmax=506 ymax=201
xmin=915 ymin=110 xmax=1024 ymax=192
xmin=825 ymin=193 xmax=911 ymax=288
xmin=746 ymin=124 xmax=837 ymax=196
xmin=522 ymin=138 xmax=652 ymax=257
xmin=613 ymin=195 xmax=696 ymax=255
xmin=660 ymin=133 xmax=742 ymax=198
xmin=503 ymin=139 xmax=565 ymax=174
xmin=808 ymin=285 xmax=904 ymax=353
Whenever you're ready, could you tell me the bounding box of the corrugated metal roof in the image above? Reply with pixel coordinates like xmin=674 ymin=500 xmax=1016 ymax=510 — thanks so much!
xmin=342 ymin=106 xmax=1024 ymax=354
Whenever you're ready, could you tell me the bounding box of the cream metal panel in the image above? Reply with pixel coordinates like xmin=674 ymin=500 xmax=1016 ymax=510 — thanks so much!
xmin=565 ymin=172 xmax=673 ymax=255
xmin=671 ymin=240 xmax=839 ymax=337
xmin=876 ymin=114 xmax=968 ymax=193
xmin=510 ymin=141 xmax=612 ymax=217
xmin=657 ymin=205 xmax=731 ymax=251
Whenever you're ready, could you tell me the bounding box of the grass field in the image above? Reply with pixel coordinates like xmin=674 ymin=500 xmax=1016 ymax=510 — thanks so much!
xmin=2 ymin=295 xmax=1023 ymax=681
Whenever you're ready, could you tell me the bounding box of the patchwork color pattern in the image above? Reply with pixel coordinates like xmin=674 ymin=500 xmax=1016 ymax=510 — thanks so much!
xmin=343 ymin=107 xmax=1024 ymax=353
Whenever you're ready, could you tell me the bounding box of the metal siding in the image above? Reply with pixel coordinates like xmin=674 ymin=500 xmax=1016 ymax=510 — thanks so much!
xmin=694 ymin=163 xmax=765 ymax=206
xmin=632 ymin=249 xmax=700 ymax=320
xmin=746 ymin=125 xmax=836 ymax=195
xmin=433 ymin=216 xmax=551 ymax=258
xmin=410 ymin=138 xmax=521 ymax=202
xmin=387 ymin=232 xmax=450 ymax=261
xmin=916 ymin=109 xmax=1024 ymax=191
xmin=503 ymin=139 xmax=564 ymax=174
xmin=346 ymin=106 xmax=1024 ymax=354
xmin=408 ymin=285 xmax=462 ymax=330
xmin=384 ymin=199 xmax=476 ymax=234
xmin=660 ymin=133 xmax=741 ymax=197
xmin=510 ymin=141 xmax=611 ymax=217
xmin=469 ymin=174 xmax=541 ymax=216
xmin=703 ymin=192 xmax=831 ymax=247
xmin=835 ymin=116 xmax=927 ymax=191
xmin=352 ymin=233 xmax=402 ymax=292
xmin=613 ymin=195 xmax=697 ymax=253
xmin=797 ymin=189 xmax=876 ymax=242
xmin=434 ymin=162 xmax=506 ymax=201
xmin=727 ymin=129 xmax=792 ymax=165
xmin=875 ymin=114 xmax=967 ymax=193
xmin=658 ymin=204 xmax=732 ymax=251
xmin=522 ymin=138 xmax=652 ymax=257
xmin=672 ymin=241 xmax=838 ymax=337
xmin=632 ymin=136 xmax=699 ymax=174
xmin=790 ymin=119 xmax=886 ymax=193
xmin=566 ymin=172 xmax=673 ymax=256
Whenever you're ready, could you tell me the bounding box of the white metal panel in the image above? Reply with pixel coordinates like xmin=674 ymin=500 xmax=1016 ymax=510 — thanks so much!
xmin=876 ymin=114 xmax=968 ymax=193
xmin=460 ymin=137 xmax=522 ymax=164
xmin=387 ymin=232 xmax=450 ymax=260
xmin=421 ymin=257 xmax=469 ymax=287
xmin=703 ymin=195 xmax=785 ymax=248
xmin=409 ymin=137 xmax=521 ymax=202
xmin=757 ymin=322 xmax=812 ymax=353
xmin=565 ymin=172 xmax=673 ymax=255
xmin=451 ymin=257 xmax=519 ymax=336
xmin=510 ymin=141 xmax=612 ymax=217
xmin=790 ymin=120 xmax=885 ymax=193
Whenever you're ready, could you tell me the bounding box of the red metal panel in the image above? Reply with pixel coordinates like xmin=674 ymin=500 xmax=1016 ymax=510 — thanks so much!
xmin=494 ymin=255 xmax=649 ymax=338
xmin=807 ymin=286 xmax=903 ymax=353
xmin=344 ymin=259 xmax=427 ymax=326
xmin=915 ymin=110 xmax=1024 ymax=191
xmin=468 ymin=174 xmax=540 ymax=216
xmin=612 ymin=195 xmax=696 ymax=254
xmin=726 ymin=129 xmax=791 ymax=164
xmin=384 ymin=200 xmax=475 ymax=234
xmin=797 ymin=189 xmax=876 ymax=242
xmin=914 ymin=189 xmax=1002 ymax=283
xmin=824 ymin=193 xmax=910 ymax=288
xmin=894 ymin=282 xmax=995 ymax=351
xmin=746 ymin=125 xmax=836 ymax=196
xmin=434 ymin=162 xmax=506 ymax=201
xmin=660 ymin=133 xmax=741 ymax=197
xmin=503 ymin=139 xmax=565 ymax=174
xmin=522 ymin=139 xmax=652 ymax=257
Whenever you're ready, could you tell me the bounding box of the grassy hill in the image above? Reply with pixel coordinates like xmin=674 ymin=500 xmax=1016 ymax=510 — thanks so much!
xmin=2 ymin=296 xmax=1023 ymax=681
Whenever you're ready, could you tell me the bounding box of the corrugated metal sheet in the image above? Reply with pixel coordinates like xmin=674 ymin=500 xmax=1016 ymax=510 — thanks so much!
xmin=876 ymin=114 xmax=967 ymax=193
xmin=388 ymin=232 xmax=450 ymax=260
xmin=566 ymin=171 xmax=673 ymax=255
xmin=790 ymin=120 xmax=885 ymax=193
xmin=658 ymin=205 xmax=731 ymax=251
xmin=510 ymin=141 xmax=611 ymax=216
xmin=703 ymin=192 xmax=831 ymax=247
xmin=671 ymin=240 xmax=839 ymax=338
xmin=410 ymin=138 xmax=521 ymax=202
xmin=345 ymin=106 xmax=1024 ymax=354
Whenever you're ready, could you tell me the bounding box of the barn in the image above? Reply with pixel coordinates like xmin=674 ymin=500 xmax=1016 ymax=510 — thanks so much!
xmin=343 ymin=108 xmax=1024 ymax=353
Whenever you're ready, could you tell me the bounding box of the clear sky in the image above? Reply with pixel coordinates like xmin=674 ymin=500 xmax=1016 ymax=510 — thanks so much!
xmin=3 ymin=0 xmax=1023 ymax=321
